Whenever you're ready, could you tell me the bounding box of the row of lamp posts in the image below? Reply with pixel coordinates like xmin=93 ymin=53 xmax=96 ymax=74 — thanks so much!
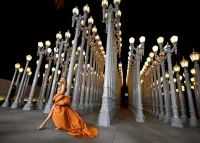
xmin=138 ymin=36 xmax=200 ymax=127
xmin=2 ymin=1 xmax=124 ymax=128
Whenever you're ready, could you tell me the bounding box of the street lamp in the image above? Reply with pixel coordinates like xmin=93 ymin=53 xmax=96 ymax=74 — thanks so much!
xmin=190 ymin=50 xmax=200 ymax=95
xmin=157 ymin=35 xmax=183 ymax=128
xmin=62 ymin=31 xmax=71 ymax=78
xmin=72 ymin=16 xmax=94 ymax=112
xmin=65 ymin=5 xmax=90 ymax=96
xmin=84 ymin=37 xmax=99 ymax=114
xmin=44 ymin=31 xmax=68 ymax=113
xmin=157 ymin=37 xmax=174 ymax=124
xmin=45 ymin=67 xmax=56 ymax=104
xmin=191 ymin=68 xmax=196 ymax=75
xmin=11 ymin=55 xmax=32 ymax=108
xmin=173 ymin=64 xmax=188 ymax=123
xmin=23 ymin=40 xmax=50 ymax=110
xmin=129 ymin=36 xmax=146 ymax=123
xmin=99 ymin=0 xmax=121 ymax=127
xmin=18 ymin=67 xmax=31 ymax=106
xmin=37 ymin=61 xmax=52 ymax=110
xmin=180 ymin=57 xmax=199 ymax=126
xmin=152 ymin=45 xmax=165 ymax=120
xmin=1 ymin=63 xmax=21 ymax=107
xmin=79 ymin=24 xmax=97 ymax=115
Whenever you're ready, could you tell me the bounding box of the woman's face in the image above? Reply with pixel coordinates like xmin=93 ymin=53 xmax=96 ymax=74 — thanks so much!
xmin=60 ymin=77 xmax=65 ymax=83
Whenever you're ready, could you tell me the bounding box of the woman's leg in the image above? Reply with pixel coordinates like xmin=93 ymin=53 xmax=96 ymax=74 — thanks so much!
xmin=37 ymin=105 xmax=55 ymax=130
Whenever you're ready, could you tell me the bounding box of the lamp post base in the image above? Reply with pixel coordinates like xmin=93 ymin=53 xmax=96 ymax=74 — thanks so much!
xmin=1 ymin=100 xmax=9 ymax=107
xmin=43 ymin=103 xmax=53 ymax=114
xmin=189 ymin=117 xmax=199 ymax=127
xmin=171 ymin=117 xmax=184 ymax=128
xmin=98 ymin=111 xmax=110 ymax=127
xmin=11 ymin=102 xmax=19 ymax=109
xmin=164 ymin=114 xmax=171 ymax=124
xmin=89 ymin=105 xmax=94 ymax=112
xmin=136 ymin=113 xmax=146 ymax=123
xmin=83 ymin=105 xmax=89 ymax=114
xmin=23 ymin=103 xmax=34 ymax=110
xmin=159 ymin=113 xmax=164 ymax=121
xmin=155 ymin=111 xmax=159 ymax=118
xmin=78 ymin=106 xmax=85 ymax=115
xmin=181 ymin=115 xmax=188 ymax=124
xmin=36 ymin=103 xmax=44 ymax=110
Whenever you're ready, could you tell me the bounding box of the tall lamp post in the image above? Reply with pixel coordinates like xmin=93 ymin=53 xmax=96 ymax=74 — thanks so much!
xmin=190 ymin=50 xmax=200 ymax=94
xmin=191 ymin=68 xmax=200 ymax=118
xmin=72 ymin=16 xmax=94 ymax=111
xmin=44 ymin=32 xmax=69 ymax=113
xmin=62 ymin=30 xmax=71 ymax=77
xmin=36 ymin=63 xmax=49 ymax=109
xmin=65 ymin=5 xmax=90 ymax=96
xmin=37 ymin=48 xmax=55 ymax=109
xmin=20 ymin=71 xmax=32 ymax=106
xmin=152 ymin=45 xmax=165 ymax=120
xmin=180 ymin=58 xmax=199 ymax=127
xmin=11 ymin=55 xmax=32 ymax=108
xmin=157 ymin=37 xmax=171 ymax=123
xmin=173 ymin=64 xmax=188 ymax=123
xmin=19 ymin=67 xmax=31 ymax=107
xmin=160 ymin=36 xmax=183 ymax=128
xmin=98 ymin=0 xmax=121 ymax=127
xmin=79 ymin=25 xmax=97 ymax=114
xmin=2 ymin=63 xmax=21 ymax=107
xmin=129 ymin=36 xmax=146 ymax=122
xmin=84 ymin=36 xmax=99 ymax=114
xmin=23 ymin=41 xmax=51 ymax=110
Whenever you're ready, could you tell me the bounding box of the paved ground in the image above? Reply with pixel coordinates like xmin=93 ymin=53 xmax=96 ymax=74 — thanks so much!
xmin=0 ymin=107 xmax=200 ymax=143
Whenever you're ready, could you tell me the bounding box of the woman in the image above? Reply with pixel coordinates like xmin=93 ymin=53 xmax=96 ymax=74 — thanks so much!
xmin=37 ymin=77 xmax=98 ymax=139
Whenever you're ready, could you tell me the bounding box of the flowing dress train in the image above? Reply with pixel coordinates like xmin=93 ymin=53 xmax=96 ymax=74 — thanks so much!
xmin=52 ymin=93 xmax=98 ymax=138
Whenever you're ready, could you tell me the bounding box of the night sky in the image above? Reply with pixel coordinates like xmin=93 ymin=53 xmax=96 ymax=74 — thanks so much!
xmin=1 ymin=0 xmax=199 ymax=106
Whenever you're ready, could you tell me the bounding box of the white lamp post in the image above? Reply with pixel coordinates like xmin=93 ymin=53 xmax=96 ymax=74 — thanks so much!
xmin=180 ymin=57 xmax=199 ymax=127
xmin=11 ymin=55 xmax=32 ymax=108
xmin=2 ymin=63 xmax=21 ymax=107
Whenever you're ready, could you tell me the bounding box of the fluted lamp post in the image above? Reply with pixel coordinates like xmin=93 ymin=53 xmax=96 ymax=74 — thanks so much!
xmin=157 ymin=37 xmax=172 ymax=123
xmin=190 ymin=50 xmax=200 ymax=95
xmin=65 ymin=5 xmax=90 ymax=96
xmin=62 ymin=31 xmax=71 ymax=78
xmin=23 ymin=41 xmax=51 ymax=110
xmin=190 ymin=75 xmax=200 ymax=118
xmin=20 ymin=70 xmax=32 ymax=106
xmin=149 ymin=52 xmax=156 ymax=116
xmin=19 ymin=67 xmax=31 ymax=106
xmin=98 ymin=0 xmax=121 ymax=127
xmin=160 ymin=36 xmax=183 ymax=128
xmin=180 ymin=57 xmax=199 ymax=127
xmin=173 ymin=64 xmax=188 ymax=123
xmin=2 ymin=63 xmax=21 ymax=107
xmin=11 ymin=55 xmax=32 ymax=108
xmin=44 ymin=32 xmax=68 ymax=113
xmin=191 ymin=68 xmax=200 ymax=112
xmin=72 ymin=16 xmax=94 ymax=112
xmin=129 ymin=36 xmax=146 ymax=122
xmin=79 ymin=24 xmax=97 ymax=114
xmin=36 ymin=62 xmax=51 ymax=109
xmin=152 ymin=45 xmax=165 ymax=120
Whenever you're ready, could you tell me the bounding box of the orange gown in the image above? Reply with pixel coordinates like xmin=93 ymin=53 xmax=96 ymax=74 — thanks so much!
xmin=52 ymin=93 xmax=99 ymax=138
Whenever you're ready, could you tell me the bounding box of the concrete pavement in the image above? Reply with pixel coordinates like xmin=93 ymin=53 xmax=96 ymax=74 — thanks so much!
xmin=0 ymin=107 xmax=200 ymax=143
